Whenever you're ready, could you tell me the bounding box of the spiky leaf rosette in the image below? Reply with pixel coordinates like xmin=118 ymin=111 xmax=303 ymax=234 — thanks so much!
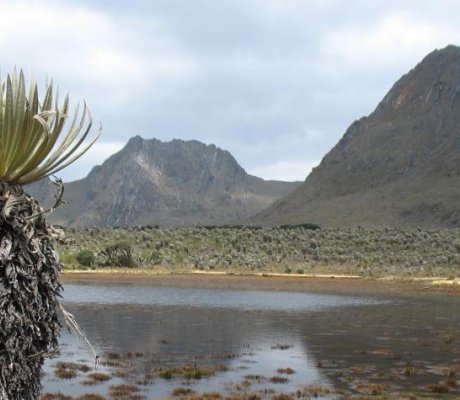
xmin=0 ymin=69 xmax=99 ymax=399
xmin=0 ymin=69 xmax=100 ymax=185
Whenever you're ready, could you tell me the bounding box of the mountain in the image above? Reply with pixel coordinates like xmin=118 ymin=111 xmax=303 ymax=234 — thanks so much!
xmin=255 ymin=45 xmax=460 ymax=228
xmin=41 ymin=137 xmax=300 ymax=227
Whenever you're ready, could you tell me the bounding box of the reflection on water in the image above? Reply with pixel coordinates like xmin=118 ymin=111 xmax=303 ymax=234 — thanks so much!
xmin=42 ymin=284 xmax=460 ymax=398
xmin=61 ymin=283 xmax=383 ymax=310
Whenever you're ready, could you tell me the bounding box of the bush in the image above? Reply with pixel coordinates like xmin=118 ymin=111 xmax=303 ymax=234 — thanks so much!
xmin=76 ymin=250 xmax=95 ymax=267
xmin=104 ymin=241 xmax=136 ymax=268
xmin=148 ymin=250 xmax=161 ymax=265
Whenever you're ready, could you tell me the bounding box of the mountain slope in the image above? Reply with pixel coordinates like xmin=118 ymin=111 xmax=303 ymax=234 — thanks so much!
xmin=49 ymin=137 xmax=300 ymax=227
xmin=255 ymin=45 xmax=460 ymax=227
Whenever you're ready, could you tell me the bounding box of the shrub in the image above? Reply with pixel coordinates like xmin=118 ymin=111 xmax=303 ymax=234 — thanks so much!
xmin=59 ymin=251 xmax=77 ymax=268
xmin=76 ymin=250 xmax=95 ymax=267
xmin=103 ymin=242 xmax=136 ymax=268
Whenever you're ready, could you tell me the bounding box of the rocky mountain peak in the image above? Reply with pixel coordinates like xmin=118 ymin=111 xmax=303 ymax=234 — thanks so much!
xmin=375 ymin=44 xmax=460 ymax=119
xmin=46 ymin=136 xmax=300 ymax=227
xmin=255 ymin=45 xmax=460 ymax=228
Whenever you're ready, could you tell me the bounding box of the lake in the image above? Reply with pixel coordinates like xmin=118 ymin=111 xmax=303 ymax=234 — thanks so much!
xmin=42 ymin=282 xmax=460 ymax=399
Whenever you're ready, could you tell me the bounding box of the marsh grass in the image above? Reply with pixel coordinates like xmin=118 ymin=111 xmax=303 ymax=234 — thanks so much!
xmin=276 ymin=368 xmax=295 ymax=375
xmin=243 ymin=375 xmax=266 ymax=383
xmin=54 ymin=362 xmax=91 ymax=379
xmin=109 ymin=383 xmax=141 ymax=396
xmin=172 ymin=387 xmax=196 ymax=396
xmin=81 ymin=372 xmax=111 ymax=385
xmin=267 ymin=376 xmax=289 ymax=384
xmin=41 ymin=394 xmax=74 ymax=400
xmin=270 ymin=344 xmax=292 ymax=350
xmin=354 ymin=382 xmax=387 ymax=395
xmin=41 ymin=394 xmax=107 ymax=400
xmin=112 ymin=369 xmax=130 ymax=378
xmin=425 ymin=382 xmax=450 ymax=393
xmin=156 ymin=364 xmax=228 ymax=381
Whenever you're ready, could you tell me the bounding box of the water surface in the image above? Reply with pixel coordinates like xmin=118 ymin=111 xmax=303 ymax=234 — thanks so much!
xmin=42 ymin=283 xmax=460 ymax=399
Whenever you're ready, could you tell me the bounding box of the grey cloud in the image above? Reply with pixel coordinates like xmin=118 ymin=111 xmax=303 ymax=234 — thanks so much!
xmin=4 ymin=0 xmax=459 ymax=182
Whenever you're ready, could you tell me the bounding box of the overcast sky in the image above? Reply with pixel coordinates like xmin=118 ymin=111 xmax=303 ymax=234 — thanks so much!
xmin=1 ymin=0 xmax=459 ymax=182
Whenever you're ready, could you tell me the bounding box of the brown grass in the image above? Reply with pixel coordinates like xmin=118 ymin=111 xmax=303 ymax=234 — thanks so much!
xmin=54 ymin=368 xmax=77 ymax=379
xmin=425 ymin=383 xmax=450 ymax=393
xmin=109 ymin=384 xmax=141 ymax=396
xmin=355 ymin=382 xmax=387 ymax=395
xmin=268 ymin=376 xmax=289 ymax=384
xmin=271 ymin=395 xmax=293 ymax=400
xmin=54 ymin=361 xmax=92 ymax=380
xmin=299 ymin=385 xmax=333 ymax=396
xmin=77 ymin=395 xmax=107 ymax=400
xmin=188 ymin=393 xmax=222 ymax=400
xmin=276 ymin=368 xmax=295 ymax=375
xmin=172 ymin=387 xmax=196 ymax=396
xmin=156 ymin=364 xmax=227 ymax=380
xmin=41 ymin=394 xmax=74 ymax=400
xmin=81 ymin=372 xmax=111 ymax=385
xmin=112 ymin=369 xmax=130 ymax=378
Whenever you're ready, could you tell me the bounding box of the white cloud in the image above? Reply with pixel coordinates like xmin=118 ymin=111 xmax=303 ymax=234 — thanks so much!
xmin=249 ymin=160 xmax=319 ymax=182
xmin=0 ymin=1 xmax=198 ymax=109
xmin=320 ymin=12 xmax=453 ymax=73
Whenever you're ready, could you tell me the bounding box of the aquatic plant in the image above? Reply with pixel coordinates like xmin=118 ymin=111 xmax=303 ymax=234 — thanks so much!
xmin=53 ymin=362 xmax=91 ymax=380
xmin=0 ymin=69 xmax=99 ymax=399
xmin=268 ymin=376 xmax=289 ymax=384
xmin=82 ymin=372 xmax=111 ymax=385
xmin=108 ymin=384 xmax=141 ymax=396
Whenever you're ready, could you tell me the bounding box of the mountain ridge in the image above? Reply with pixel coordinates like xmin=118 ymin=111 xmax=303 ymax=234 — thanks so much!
xmin=254 ymin=45 xmax=460 ymax=227
xmin=30 ymin=136 xmax=300 ymax=227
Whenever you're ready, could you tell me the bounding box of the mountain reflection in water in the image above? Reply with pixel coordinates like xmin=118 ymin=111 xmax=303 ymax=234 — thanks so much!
xmin=43 ymin=283 xmax=388 ymax=398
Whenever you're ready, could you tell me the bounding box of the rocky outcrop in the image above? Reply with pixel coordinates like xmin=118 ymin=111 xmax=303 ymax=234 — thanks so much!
xmin=48 ymin=137 xmax=300 ymax=227
xmin=254 ymin=45 xmax=460 ymax=227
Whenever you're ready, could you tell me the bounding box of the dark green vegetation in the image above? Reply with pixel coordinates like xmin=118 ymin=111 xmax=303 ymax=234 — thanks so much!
xmin=59 ymin=225 xmax=460 ymax=278
xmin=256 ymin=45 xmax=460 ymax=228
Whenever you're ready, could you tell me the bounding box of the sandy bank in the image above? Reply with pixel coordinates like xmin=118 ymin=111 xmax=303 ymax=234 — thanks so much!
xmin=61 ymin=269 xmax=460 ymax=297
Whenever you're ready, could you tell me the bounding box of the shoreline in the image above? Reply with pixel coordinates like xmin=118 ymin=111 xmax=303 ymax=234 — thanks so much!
xmin=61 ymin=269 xmax=460 ymax=297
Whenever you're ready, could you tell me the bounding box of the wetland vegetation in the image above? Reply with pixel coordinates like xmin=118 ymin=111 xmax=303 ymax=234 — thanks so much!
xmin=41 ymin=224 xmax=460 ymax=399
xmin=41 ymin=282 xmax=460 ymax=399
xmin=58 ymin=225 xmax=460 ymax=278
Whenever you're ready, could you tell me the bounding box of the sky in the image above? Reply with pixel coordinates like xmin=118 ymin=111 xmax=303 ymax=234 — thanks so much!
xmin=0 ymin=0 xmax=459 ymax=182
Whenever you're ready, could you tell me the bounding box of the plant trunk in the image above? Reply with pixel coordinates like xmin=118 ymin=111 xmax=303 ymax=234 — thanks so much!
xmin=0 ymin=182 xmax=62 ymax=399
